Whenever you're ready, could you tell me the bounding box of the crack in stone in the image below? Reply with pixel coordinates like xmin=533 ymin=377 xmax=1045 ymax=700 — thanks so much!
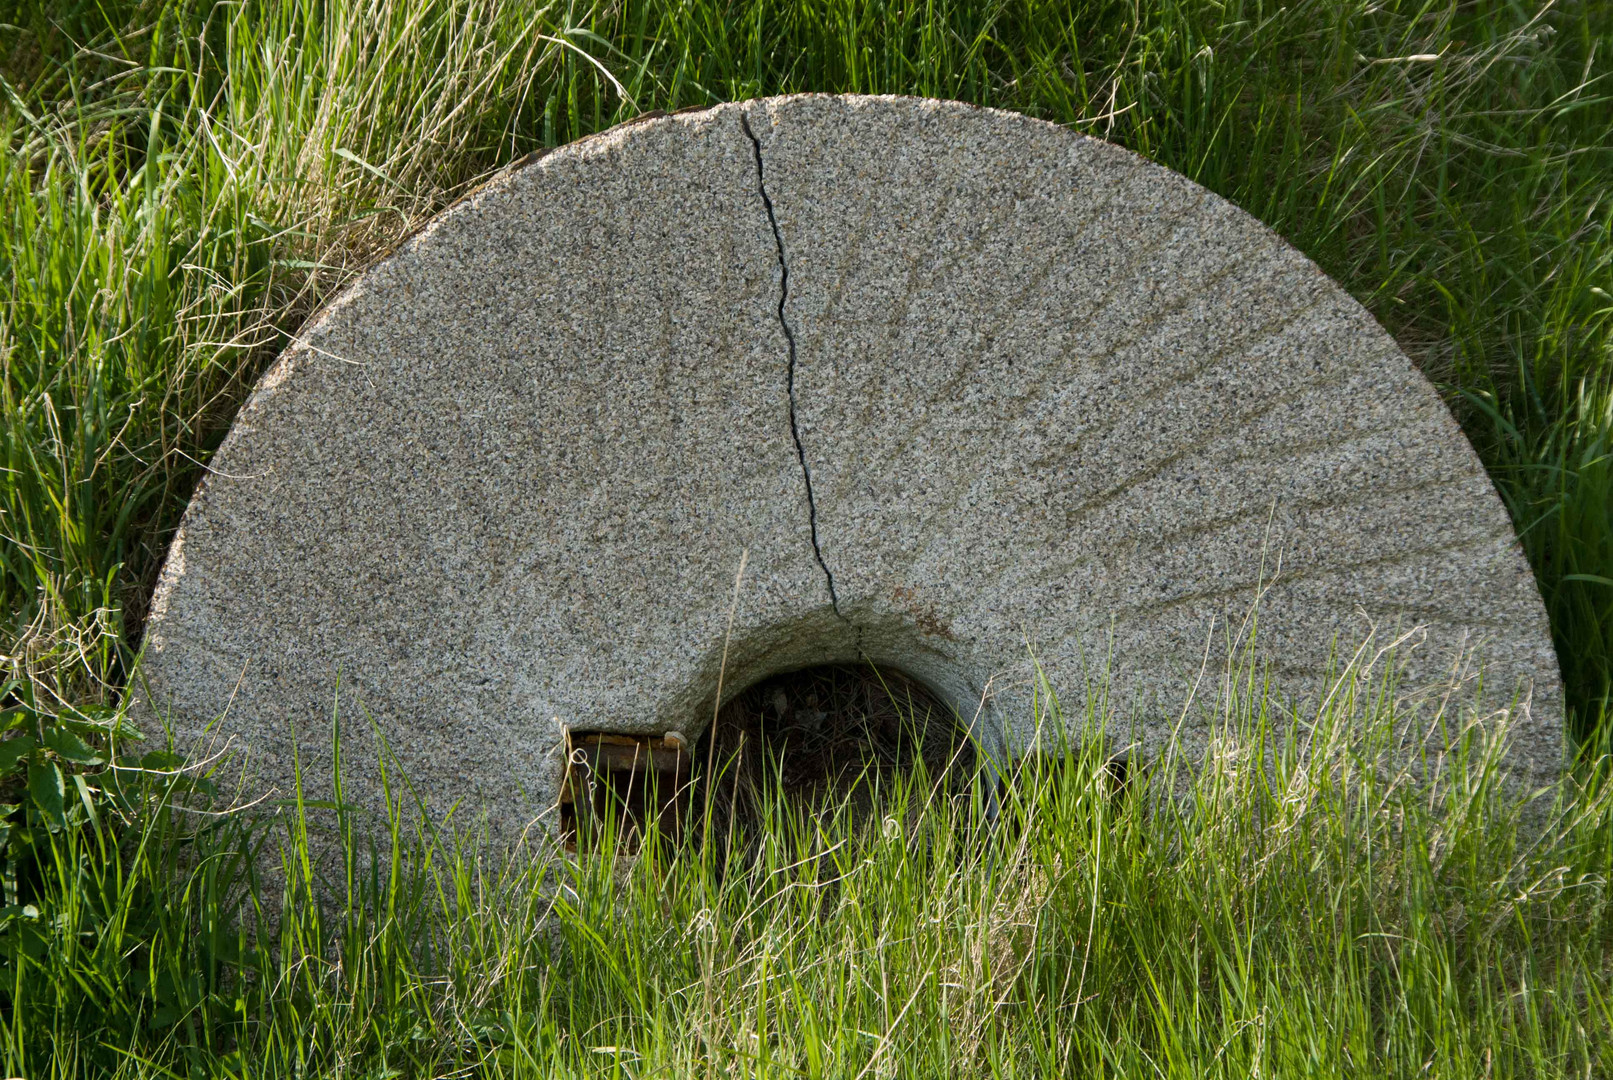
xmin=741 ymin=113 xmax=852 ymax=631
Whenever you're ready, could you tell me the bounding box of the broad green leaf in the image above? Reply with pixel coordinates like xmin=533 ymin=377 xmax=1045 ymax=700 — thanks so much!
xmin=0 ymin=736 xmax=36 ymax=775
xmin=42 ymin=725 xmax=103 ymax=766
xmin=140 ymin=749 xmax=184 ymax=771
xmin=61 ymin=705 xmax=132 ymax=739
xmin=61 ymin=716 xmax=130 ymax=740
xmin=28 ymin=762 xmax=65 ymax=830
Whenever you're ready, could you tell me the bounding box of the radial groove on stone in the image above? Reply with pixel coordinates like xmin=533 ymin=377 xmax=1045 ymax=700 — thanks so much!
xmin=139 ymin=95 xmax=1563 ymax=833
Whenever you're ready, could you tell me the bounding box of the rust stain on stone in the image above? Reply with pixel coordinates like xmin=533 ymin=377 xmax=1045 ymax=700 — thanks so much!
xmin=892 ymin=585 xmax=957 ymax=641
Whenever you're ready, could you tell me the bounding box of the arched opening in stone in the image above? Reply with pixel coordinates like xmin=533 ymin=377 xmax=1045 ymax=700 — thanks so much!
xmin=557 ymin=663 xmax=977 ymax=856
xmin=694 ymin=663 xmax=976 ymax=848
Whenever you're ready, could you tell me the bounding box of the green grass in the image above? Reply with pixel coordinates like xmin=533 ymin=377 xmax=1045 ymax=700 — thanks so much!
xmin=8 ymin=640 xmax=1613 ymax=1076
xmin=2 ymin=0 xmax=1612 ymax=1074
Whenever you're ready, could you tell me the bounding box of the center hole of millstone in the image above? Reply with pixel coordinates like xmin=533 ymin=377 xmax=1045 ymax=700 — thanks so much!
xmin=558 ymin=664 xmax=975 ymax=856
xmin=700 ymin=664 xmax=975 ymax=837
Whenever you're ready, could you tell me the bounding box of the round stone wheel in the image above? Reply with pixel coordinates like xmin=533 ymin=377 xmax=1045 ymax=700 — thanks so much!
xmin=138 ymin=95 xmax=1564 ymax=832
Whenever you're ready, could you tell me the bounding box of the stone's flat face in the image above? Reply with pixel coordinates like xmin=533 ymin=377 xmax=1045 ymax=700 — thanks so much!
xmin=141 ymin=107 xmax=842 ymax=825
xmin=743 ymin=96 xmax=1561 ymax=773
xmin=140 ymin=95 xmax=1563 ymax=832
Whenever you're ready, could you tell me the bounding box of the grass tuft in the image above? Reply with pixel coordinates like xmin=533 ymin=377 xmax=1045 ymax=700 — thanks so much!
xmin=5 ymin=637 xmax=1612 ymax=1076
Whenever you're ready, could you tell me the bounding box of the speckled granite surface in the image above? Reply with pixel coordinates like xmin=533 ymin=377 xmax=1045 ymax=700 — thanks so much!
xmin=137 ymin=96 xmax=1564 ymax=833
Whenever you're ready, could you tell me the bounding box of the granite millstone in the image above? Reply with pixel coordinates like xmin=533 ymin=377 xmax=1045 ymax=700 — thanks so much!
xmin=138 ymin=95 xmax=1565 ymax=832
